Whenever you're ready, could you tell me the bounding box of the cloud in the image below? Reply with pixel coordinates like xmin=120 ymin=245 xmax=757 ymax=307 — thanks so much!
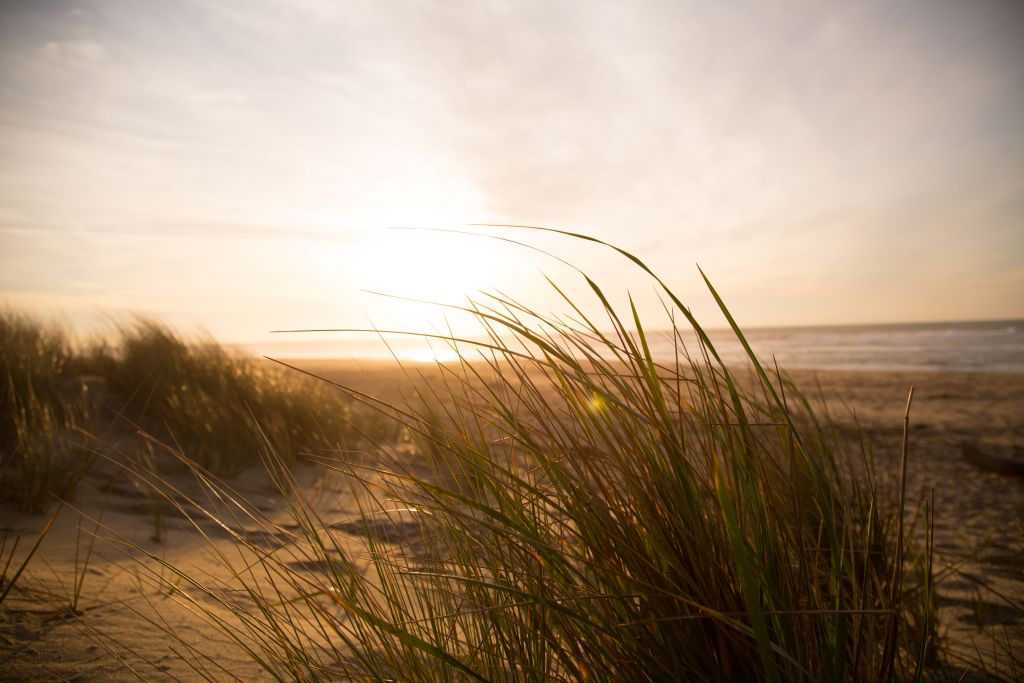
xmin=39 ymin=38 xmax=107 ymax=67
xmin=0 ymin=0 xmax=1021 ymax=335
xmin=188 ymin=89 xmax=250 ymax=105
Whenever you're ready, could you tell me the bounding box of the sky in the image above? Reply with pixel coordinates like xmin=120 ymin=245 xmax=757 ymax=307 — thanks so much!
xmin=1 ymin=0 xmax=1022 ymax=355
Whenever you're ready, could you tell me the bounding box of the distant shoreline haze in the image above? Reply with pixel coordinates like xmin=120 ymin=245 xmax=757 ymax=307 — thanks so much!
xmin=236 ymin=319 xmax=1024 ymax=373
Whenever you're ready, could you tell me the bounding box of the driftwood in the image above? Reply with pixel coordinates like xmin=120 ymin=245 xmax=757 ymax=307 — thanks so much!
xmin=961 ymin=443 xmax=1024 ymax=478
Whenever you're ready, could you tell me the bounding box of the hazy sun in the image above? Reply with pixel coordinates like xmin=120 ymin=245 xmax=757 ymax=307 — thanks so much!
xmin=353 ymin=226 xmax=503 ymax=305
xmin=336 ymin=219 xmax=516 ymax=362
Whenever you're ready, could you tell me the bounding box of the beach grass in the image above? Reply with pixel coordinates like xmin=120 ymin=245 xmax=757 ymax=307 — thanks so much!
xmin=104 ymin=320 xmax=389 ymax=475
xmin=119 ymin=234 xmax=939 ymax=681
xmin=0 ymin=312 xmax=91 ymax=512
xmin=0 ymin=313 xmax=392 ymax=511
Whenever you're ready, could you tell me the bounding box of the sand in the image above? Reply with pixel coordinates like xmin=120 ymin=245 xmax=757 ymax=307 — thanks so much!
xmin=1 ymin=363 xmax=1021 ymax=680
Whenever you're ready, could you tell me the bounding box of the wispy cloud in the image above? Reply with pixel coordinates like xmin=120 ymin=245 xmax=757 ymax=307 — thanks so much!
xmin=1 ymin=0 xmax=1021 ymax=335
xmin=39 ymin=38 xmax=107 ymax=67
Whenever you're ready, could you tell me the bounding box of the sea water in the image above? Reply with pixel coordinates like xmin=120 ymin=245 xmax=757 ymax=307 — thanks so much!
xmin=645 ymin=320 xmax=1024 ymax=374
xmin=244 ymin=320 xmax=1024 ymax=373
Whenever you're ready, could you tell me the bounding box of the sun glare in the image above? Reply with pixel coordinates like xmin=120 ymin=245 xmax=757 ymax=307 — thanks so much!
xmin=335 ymin=216 xmax=517 ymax=361
xmin=404 ymin=346 xmax=460 ymax=363
xmin=353 ymin=227 xmax=504 ymax=305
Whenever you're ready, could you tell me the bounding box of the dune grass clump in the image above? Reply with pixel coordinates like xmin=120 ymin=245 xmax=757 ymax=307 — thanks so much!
xmin=0 ymin=312 xmax=92 ymax=512
xmin=136 ymin=234 xmax=937 ymax=681
xmin=1 ymin=314 xmax=389 ymax=510
xmin=106 ymin=321 xmax=377 ymax=475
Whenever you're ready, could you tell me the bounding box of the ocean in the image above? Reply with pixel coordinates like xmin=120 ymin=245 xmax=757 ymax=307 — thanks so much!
xmin=243 ymin=319 xmax=1024 ymax=374
xmin=647 ymin=320 xmax=1024 ymax=374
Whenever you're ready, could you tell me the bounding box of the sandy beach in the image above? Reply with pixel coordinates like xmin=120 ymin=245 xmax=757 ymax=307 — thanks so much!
xmin=1 ymin=363 xmax=1021 ymax=681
